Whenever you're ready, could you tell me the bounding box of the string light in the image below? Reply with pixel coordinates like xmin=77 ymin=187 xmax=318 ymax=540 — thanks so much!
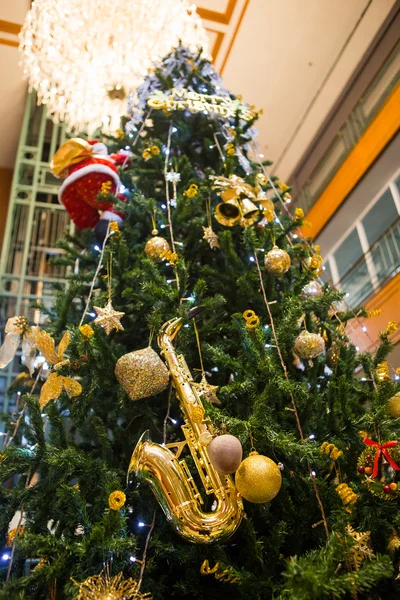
xmin=19 ymin=0 xmax=209 ymax=133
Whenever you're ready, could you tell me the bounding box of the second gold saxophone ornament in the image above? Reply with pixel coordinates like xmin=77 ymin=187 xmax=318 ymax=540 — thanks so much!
xmin=128 ymin=316 xmax=244 ymax=544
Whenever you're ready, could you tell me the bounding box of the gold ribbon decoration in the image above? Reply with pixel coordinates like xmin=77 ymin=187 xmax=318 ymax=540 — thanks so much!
xmin=0 ymin=316 xmax=40 ymax=375
xmin=49 ymin=138 xmax=95 ymax=178
xmin=210 ymin=174 xmax=255 ymax=202
xmin=36 ymin=330 xmax=82 ymax=408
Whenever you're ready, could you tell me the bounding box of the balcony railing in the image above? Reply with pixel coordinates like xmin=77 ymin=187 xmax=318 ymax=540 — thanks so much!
xmin=336 ymin=218 xmax=400 ymax=307
xmin=337 ymin=219 xmax=400 ymax=307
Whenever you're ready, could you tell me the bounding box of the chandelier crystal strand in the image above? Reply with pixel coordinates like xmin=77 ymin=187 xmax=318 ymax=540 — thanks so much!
xmin=19 ymin=1 xmax=209 ymax=134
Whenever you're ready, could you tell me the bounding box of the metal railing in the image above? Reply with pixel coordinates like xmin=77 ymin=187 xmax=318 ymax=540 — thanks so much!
xmin=337 ymin=218 xmax=400 ymax=307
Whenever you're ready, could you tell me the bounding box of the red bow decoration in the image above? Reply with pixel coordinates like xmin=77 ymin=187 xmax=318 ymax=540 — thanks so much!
xmin=363 ymin=438 xmax=400 ymax=478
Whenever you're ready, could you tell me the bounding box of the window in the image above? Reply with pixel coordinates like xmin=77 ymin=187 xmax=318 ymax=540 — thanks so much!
xmin=324 ymin=168 xmax=400 ymax=307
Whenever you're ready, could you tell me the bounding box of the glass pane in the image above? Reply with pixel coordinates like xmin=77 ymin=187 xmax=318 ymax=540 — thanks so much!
xmin=362 ymin=188 xmax=398 ymax=247
xmin=340 ymin=258 xmax=374 ymax=307
xmin=370 ymin=220 xmax=400 ymax=284
xmin=334 ymin=228 xmax=364 ymax=280
xmin=321 ymin=261 xmax=332 ymax=284
xmin=395 ymin=174 xmax=400 ymax=196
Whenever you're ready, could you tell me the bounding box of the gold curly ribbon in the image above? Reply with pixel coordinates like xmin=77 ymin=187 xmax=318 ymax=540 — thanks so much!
xmin=336 ymin=483 xmax=358 ymax=507
xmin=200 ymin=560 xmax=239 ymax=584
xmin=243 ymin=310 xmax=260 ymax=330
xmin=320 ymin=442 xmax=343 ymax=460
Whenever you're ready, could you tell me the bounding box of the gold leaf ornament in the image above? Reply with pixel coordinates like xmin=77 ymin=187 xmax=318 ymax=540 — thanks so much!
xmin=36 ymin=330 xmax=82 ymax=408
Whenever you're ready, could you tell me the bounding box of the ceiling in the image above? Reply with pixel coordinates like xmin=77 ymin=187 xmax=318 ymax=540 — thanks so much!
xmin=0 ymin=0 xmax=397 ymax=181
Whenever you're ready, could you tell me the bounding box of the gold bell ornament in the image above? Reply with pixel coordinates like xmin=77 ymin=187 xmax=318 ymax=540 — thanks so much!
xmin=264 ymin=245 xmax=291 ymax=275
xmin=215 ymin=197 xmax=259 ymax=228
xmin=208 ymin=434 xmax=243 ymax=475
xmin=387 ymin=392 xmax=400 ymax=418
xmin=294 ymin=330 xmax=325 ymax=360
xmin=115 ymin=347 xmax=169 ymax=401
xmin=235 ymin=451 xmax=282 ymax=503
xmin=212 ymin=174 xmax=259 ymax=228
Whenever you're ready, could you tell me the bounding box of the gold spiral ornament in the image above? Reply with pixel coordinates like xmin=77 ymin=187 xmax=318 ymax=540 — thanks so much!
xmin=128 ymin=316 xmax=243 ymax=544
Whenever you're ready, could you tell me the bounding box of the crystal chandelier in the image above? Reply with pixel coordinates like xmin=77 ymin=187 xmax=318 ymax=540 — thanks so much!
xmin=19 ymin=0 xmax=209 ymax=134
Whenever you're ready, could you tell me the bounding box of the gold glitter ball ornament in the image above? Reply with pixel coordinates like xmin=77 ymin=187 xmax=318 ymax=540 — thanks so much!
xmin=264 ymin=245 xmax=291 ymax=275
xmin=208 ymin=434 xmax=243 ymax=474
xmin=294 ymin=330 xmax=325 ymax=360
xmin=301 ymin=281 xmax=323 ymax=299
xmin=235 ymin=451 xmax=282 ymax=503
xmin=115 ymin=347 xmax=169 ymax=401
xmin=387 ymin=392 xmax=400 ymax=418
xmin=144 ymin=236 xmax=170 ymax=262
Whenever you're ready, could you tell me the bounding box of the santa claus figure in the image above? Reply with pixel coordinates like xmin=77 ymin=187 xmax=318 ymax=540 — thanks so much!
xmin=50 ymin=138 xmax=129 ymax=233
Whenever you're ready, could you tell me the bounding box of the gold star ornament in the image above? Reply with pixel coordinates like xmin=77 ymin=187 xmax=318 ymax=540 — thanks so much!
xmin=202 ymin=226 xmax=220 ymax=250
xmin=193 ymin=374 xmax=221 ymax=404
xmin=93 ymin=300 xmax=125 ymax=335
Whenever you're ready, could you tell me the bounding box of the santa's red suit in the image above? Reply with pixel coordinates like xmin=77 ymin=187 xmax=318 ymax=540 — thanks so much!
xmin=50 ymin=138 xmax=128 ymax=230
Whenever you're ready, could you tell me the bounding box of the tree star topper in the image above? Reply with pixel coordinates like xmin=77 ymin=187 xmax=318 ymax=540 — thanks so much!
xmin=93 ymin=300 xmax=125 ymax=335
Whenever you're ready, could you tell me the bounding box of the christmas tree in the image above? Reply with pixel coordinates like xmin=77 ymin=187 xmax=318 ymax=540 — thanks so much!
xmin=1 ymin=46 xmax=399 ymax=600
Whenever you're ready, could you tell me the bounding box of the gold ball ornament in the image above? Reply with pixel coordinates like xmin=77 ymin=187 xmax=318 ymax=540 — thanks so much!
xmin=235 ymin=451 xmax=282 ymax=503
xmin=264 ymin=245 xmax=291 ymax=275
xmin=294 ymin=331 xmax=325 ymax=360
xmin=115 ymin=347 xmax=169 ymax=401
xmin=144 ymin=236 xmax=170 ymax=262
xmin=388 ymin=392 xmax=400 ymax=418
xmin=208 ymin=434 xmax=243 ymax=474
xmin=301 ymin=281 xmax=323 ymax=299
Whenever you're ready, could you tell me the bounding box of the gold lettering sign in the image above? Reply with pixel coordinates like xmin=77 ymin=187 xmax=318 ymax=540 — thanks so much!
xmin=147 ymin=88 xmax=257 ymax=121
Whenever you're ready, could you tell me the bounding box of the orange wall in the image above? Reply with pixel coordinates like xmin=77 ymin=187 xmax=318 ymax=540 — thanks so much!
xmin=0 ymin=167 xmax=12 ymax=249
xmin=348 ymin=272 xmax=400 ymax=354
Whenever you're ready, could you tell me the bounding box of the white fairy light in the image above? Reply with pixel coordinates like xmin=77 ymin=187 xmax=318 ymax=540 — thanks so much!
xmin=19 ymin=0 xmax=209 ymax=134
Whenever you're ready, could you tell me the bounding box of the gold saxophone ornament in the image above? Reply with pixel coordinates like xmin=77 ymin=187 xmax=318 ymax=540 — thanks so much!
xmin=128 ymin=317 xmax=243 ymax=544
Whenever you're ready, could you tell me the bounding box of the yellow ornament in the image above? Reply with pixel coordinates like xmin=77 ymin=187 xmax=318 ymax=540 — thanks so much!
xmin=387 ymin=392 xmax=400 ymax=418
xmin=226 ymin=143 xmax=236 ymax=157
xmin=321 ymin=442 xmax=343 ymax=460
xmin=160 ymin=249 xmax=178 ymax=266
xmin=336 ymin=483 xmax=357 ymax=506
xmin=79 ymin=324 xmax=94 ymax=338
xmin=110 ymin=221 xmax=120 ymax=236
xmin=376 ymin=362 xmax=390 ymax=382
xmin=150 ymin=145 xmax=160 ymax=156
xmin=200 ymin=560 xmax=239 ymax=584
xmin=294 ymin=207 xmax=304 ymax=221
xmin=235 ymin=451 xmax=282 ymax=503
xmin=264 ymin=245 xmax=291 ymax=275
xmin=263 ymin=208 xmax=275 ymax=223
xmin=142 ymin=149 xmax=151 ymax=160
xmin=256 ymin=173 xmax=267 ymax=186
xmin=385 ymin=321 xmax=398 ymax=335
xmin=294 ymin=331 xmax=325 ymax=360
xmin=326 ymin=341 xmax=340 ymax=367
xmin=144 ymin=236 xmax=170 ymax=263
xmin=277 ymin=180 xmax=289 ymax=193
xmin=108 ymin=490 xmax=126 ymax=511
xmin=100 ymin=180 xmax=113 ymax=195
xmin=184 ymin=183 xmax=198 ymax=198
xmin=243 ymin=310 xmax=260 ymax=329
